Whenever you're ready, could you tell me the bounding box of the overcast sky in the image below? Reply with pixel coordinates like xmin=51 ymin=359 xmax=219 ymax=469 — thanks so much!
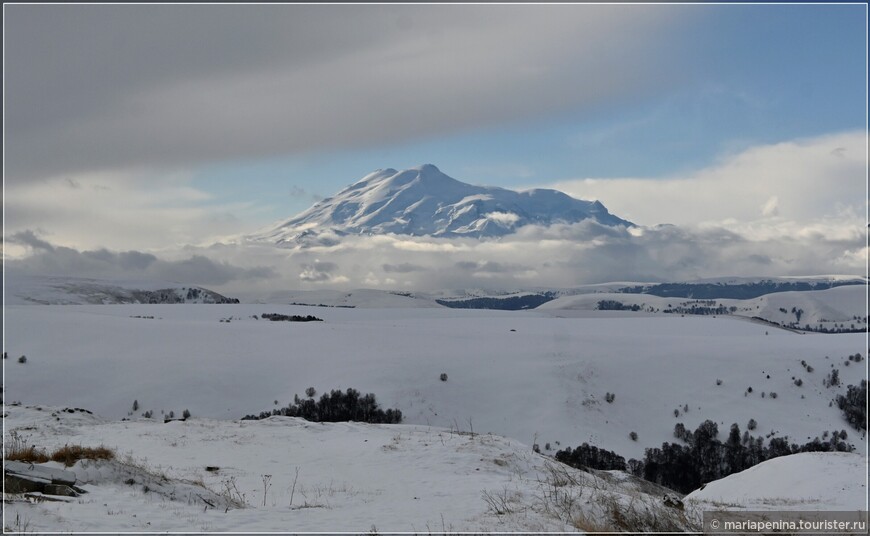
xmin=3 ymin=3 xmax=867 ymax=292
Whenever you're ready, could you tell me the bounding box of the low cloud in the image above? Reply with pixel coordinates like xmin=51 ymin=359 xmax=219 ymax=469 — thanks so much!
xmin=383 ymin=263 xmax=427 ymax=273
xmin=5 ymin=218 xmax=864 ymax=297
xmin=6 ymin=233 xmax=276 ymax=286
xmin=8 ymin=230 xmax=55 ymax=252
xmin=299 ymin=260 xmax=340 ymax=282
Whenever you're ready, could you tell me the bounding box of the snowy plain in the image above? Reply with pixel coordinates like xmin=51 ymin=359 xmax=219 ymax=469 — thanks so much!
xmin=4 ymin=301 xmax=866 ymax=461
xmin=2 ymin=281 xmax=867 ymax=532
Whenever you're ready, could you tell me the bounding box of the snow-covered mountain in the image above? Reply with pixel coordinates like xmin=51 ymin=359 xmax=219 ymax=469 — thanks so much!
xmin=250 ymin=164 xmax=631 ymax=245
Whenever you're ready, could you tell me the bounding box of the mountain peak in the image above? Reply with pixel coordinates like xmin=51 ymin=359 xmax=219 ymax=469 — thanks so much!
xmin=251 ymin=165 xmax=632 ymax=245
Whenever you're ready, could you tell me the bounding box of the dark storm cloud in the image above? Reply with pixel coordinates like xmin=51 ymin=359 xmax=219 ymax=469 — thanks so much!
xmin=8 ymin=230 xmax=56 ymax=252
xmin=5 ymin=4 xmax=689 ymax=182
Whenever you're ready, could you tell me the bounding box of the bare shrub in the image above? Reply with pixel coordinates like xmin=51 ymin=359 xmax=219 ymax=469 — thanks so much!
xmin=482 ymin=487 xmax=516 ymax=515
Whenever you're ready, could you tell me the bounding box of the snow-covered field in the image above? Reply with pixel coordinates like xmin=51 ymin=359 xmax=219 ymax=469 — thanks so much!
xmin=3 ymin=284 xmax=866 ymax=532
xmin=4 ymin=302 xmax=865 ymax=461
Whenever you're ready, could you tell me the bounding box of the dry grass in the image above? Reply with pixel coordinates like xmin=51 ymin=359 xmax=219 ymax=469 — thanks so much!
xmin=5 ymin=431 xmax=50 ymax=463
xmin=4 ymin=432 xmax=115 ymax=467
xmin=49 ymin=444 xmax=115 ymax=466
xmin=5 ymin=444 xmax=51 ymax=463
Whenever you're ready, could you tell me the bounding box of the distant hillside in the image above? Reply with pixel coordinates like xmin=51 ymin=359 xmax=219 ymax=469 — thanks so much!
xmin=618 ymin=279 xmax=864 ymax=300
xmin=5 ymin=274 xmax=239 ymax=305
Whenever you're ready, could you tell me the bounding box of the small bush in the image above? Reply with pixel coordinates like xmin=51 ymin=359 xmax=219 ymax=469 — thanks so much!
xmin=794 ymin=378 xmax=803 ymax=387
xmin=716 ymin=378 xmax=722 ymax=386
xmin=605 ymin=392 xmax=615 ymax=403
xmin=440 ymin=373 xmax=448 ymax=382
xmin=182 ymin=409 xmax=191 ymax=419
xmin=747 ymin=418 xmax=757 ymax=430
xmin=18 ymin=355 xmax=26 ymax=364
xmin=769 ymin=392 xmax=777 ymax=399
xmin=305 ymin=387 xmax=317 ymax=398
xmin=629 ymin=431 xmax=638 ymax=441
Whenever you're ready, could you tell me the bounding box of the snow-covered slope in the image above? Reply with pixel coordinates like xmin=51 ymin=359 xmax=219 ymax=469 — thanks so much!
xmin=249 ymin=164 xmax=631 ymax=245
xmin=3 ymin=404 xmax=689 ymax=533
xmin=686 ymin=452 xmax=866 ymax=511
xmin=4 ymin=275 xmax=239 ymax=305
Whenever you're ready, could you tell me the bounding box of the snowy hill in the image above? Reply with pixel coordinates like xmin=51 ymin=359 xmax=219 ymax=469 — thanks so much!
xmin=540 ymin=284 xmax=867 ymax=333
xmin=3 ymin=404 xmax=690 ymax=532
xmin=3 ymin=274 xmax=239 ymax=305
xmin=686 ymin=452 xmax=866 ymax=511
xmin=249 ymin=164 xmax=631 ymax=245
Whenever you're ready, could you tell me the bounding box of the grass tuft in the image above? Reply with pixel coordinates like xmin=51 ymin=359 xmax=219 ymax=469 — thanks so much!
xmin=49 ymin=444 xmax=115 ymax=466
xmin=5 ymin=444 xmax=50 ymax=464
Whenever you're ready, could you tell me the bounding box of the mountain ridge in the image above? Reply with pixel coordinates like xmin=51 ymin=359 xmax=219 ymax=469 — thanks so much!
xmin=250 ymin=164 xmax=632 ymax=245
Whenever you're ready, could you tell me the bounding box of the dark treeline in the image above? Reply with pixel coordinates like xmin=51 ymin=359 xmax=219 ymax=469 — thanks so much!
xmin=261 ymin=313 xmax=323 ymax=322
xmin=242 ymin=388 xmax=402 ymax=424
xmin=597 ymin=300 xmax=641 ymax=312
xmin=556 ymin=420 xmax=855 ymax=494
xmin=664 ymin=303 xmax=735 ymax=316
xmin=436 ymin=293 xmax=556 ymax=310
xmin=752 ymin=316 xmax=867 ymax=334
